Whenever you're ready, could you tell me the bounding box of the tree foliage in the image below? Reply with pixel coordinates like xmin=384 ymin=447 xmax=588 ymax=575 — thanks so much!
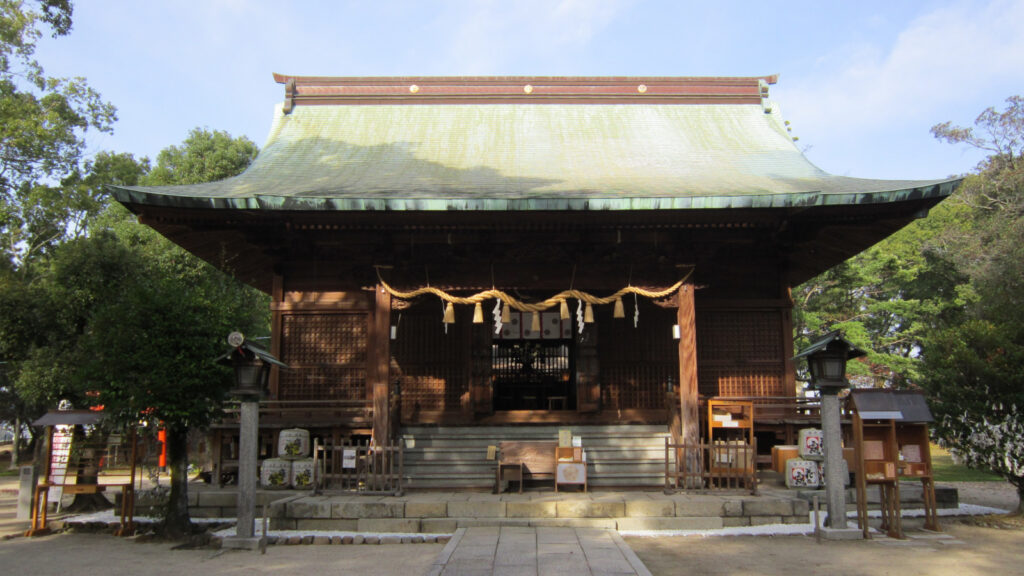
xmin=919 ymin=96 xmax=1024 ymax=513
xmin=0 ymin=0 xmax=116 ymax=267
xmin=144 ymin=128 xmax=257 ymax=186
xmin=797 ymin=95 xmax=1024 ymax=513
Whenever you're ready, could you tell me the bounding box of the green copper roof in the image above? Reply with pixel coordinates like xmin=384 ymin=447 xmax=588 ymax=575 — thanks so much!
xmin=110 ymin=99 xmax=958 ymax=211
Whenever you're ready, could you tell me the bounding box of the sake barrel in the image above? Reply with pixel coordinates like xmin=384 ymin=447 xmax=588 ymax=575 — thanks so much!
xmin=785 ymin=458 xmax=821 ymax=489
xmin=260 ymin=458 xmax=292 ymax=489
xmin=291 ymin=458 xmax=315 ymax=490
xmin=278 ymin=428 xmax=310 ymax=459
xmin=798 ymin=428 xmax=824 ymax=460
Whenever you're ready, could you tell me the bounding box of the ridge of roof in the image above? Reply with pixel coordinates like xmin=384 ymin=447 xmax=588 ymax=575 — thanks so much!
xmin=273 ymin=73 xmax=780 ymax=109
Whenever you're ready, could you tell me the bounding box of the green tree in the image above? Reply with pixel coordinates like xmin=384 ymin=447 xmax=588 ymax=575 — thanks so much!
xmin=0 ymin=152 xmax=147 ymax=466
xmin=921 ymin=96 xmax=1024 ymax=514
xmin=70 ymin=129 xmax=266 ymax=537
xmin=143 ymin=128 xmax=257 ymax=186
xmin=792 ymin=200 xmax=970 ymax=388
xmin=0 ymin=0 xmax=117 ymax=267
xmin=75 ymin=230 xmax=267 ymax=536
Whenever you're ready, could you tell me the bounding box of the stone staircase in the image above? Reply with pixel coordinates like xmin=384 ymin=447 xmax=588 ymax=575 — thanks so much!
xmin=400 ymin=424 xmax=671 ymax=490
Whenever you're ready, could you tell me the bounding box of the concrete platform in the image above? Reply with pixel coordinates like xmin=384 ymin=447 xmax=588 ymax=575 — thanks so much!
xmin=425 ymin=526 xmax=651 ymax=576
xmin=263 ymin=489 xmax=811 ymax=533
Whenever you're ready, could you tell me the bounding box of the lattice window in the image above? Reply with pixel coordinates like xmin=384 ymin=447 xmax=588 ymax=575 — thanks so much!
xmin=699 ymin=367 xmax=785 ymax=399
xmin=391 ymin=307 xmax=469 ymax=413
xmin=279 ymin=313 xmax=368 ymax=401
xmin=598 ymin=302 xmax=674 ymax=410
xmin=696 ymin=309 xmax=786 ymax=398
xmin=697 ymin=310 xmax=781 ymax=363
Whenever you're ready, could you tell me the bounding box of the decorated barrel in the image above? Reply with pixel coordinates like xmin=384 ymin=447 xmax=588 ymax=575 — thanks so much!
xmin=291 ymin=458 xmax=315 ymax=490
xmin=260 ymin=458 xmax=292 ymax=489
xmin=798 ymin=428 xmax=824 ymax=460
xmin=278 ymin=428 xmax=310 ymax=459
xmin=785 ymin=458 xmax=821 ymax=489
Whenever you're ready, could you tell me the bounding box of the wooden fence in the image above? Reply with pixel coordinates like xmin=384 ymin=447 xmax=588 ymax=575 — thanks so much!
xmin=664 ymin=438 xmax=758 ymax=494
xmin=313 ymin=437 xmax=404 ymax=495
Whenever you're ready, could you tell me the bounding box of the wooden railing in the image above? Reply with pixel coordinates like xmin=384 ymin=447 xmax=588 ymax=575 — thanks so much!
xmin=702 ymin=395 xmax=832 ymax=422
xmin=313 ymin=437 xmax=404 ymax=495
xmin=664 ymin=438 xmax=758 ymax=494
xmin=220 ymin=399 xmax=372 ymax=428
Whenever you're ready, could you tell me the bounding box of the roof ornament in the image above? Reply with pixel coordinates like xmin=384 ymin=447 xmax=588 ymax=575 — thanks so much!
xmin=759 ymin=79 xmax=773 ymax=113
xmin=283 ymin=78 xmax=296 ymax=114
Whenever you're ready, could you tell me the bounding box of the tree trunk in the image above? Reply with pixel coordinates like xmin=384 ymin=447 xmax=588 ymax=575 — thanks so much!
xmin=161 ymin=425 xmax=192 ymax=539
xmin=9 ymin=417 xmax=20 ymax=470
xmin=66 ymin=426 xmax=112 ymax=512
xmin=1016 ymin=480 xmax=1024 ymax=516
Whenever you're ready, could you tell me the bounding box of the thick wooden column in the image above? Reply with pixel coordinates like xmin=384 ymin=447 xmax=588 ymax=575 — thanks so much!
xmin=370 ymin=285 xmax=392 ymax=445
xmin=576 ymin=324 xmax=600 ymax=412
xmin=677 ymin=283 xmax=700 ymax=474
xmin=470 ymin=322 xmax=493 ymax=416
xmin=781 ymin=286 xmax=797 ymax=394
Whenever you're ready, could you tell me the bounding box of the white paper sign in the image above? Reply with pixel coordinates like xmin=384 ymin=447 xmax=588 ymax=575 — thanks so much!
xmin=342 ymin=449 xmax=357 ymax=469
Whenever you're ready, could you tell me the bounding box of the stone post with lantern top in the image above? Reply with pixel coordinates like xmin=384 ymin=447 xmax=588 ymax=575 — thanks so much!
xmin=217 ymin=332 xmax=288 ymax=550
xmin=794 ymin=330 xmax=866 ymax=540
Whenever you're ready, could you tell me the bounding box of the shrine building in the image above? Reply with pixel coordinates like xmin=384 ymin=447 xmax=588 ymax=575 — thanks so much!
xmin=110 ymin=75 xmax=959 ymax=488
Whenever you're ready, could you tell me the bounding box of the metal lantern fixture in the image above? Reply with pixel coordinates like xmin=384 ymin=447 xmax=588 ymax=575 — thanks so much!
xmin=217 ymin=332 xmax=288 ymax=398
xmin=793 ymin=330 xmax=866 ymax=390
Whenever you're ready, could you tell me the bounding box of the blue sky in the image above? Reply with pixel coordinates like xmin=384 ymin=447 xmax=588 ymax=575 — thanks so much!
xmin=35 ymin=0 xmax=1024 ymax=180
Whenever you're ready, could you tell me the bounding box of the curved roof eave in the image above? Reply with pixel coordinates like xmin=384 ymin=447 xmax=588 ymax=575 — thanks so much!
xmin=109 ymin=178 xmax=961 ymax=212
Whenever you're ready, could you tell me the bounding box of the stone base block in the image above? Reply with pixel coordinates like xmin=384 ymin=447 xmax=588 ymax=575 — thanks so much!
xmin=295 ymin=518 xmax=358 ymax=531
xmin=333 ymin=501 xmax=405 ymax=519
xmin=555 ymin=500 xmax=625 ymax=518
xmin=507 ymin=501 xmax=556 ymax=518
xmin=617 ymin=517 xmax=723 ymax=531
xmin=625 ymin=500 xmax=675 ymax=518
xmin=821 ymin=526 xmax=863 ymax=541
xmin=405 ymin=501 xmax=448 ymax=518
xmin=447 ymin=501 xmax=506 ymax=518
xmin=529 ymin=518 xmax=617 ymax=529
xmin=357 ymin=518 xmax=421 ymax=533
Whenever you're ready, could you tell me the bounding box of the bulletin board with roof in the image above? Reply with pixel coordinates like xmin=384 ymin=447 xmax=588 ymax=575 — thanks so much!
xmin=27 ymin=410 xmax=140 ymax=537
xmin=850 ymin=389 xmax=939 ymax=539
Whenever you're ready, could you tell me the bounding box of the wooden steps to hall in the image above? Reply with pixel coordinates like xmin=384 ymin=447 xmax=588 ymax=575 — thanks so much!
xmin=400 ymin=425 xmax=672 ymax=490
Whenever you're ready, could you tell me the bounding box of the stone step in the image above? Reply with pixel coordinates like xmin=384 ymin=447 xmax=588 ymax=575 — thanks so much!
xmin=401 ymin=424 xmax=668 ymax=435
xmin=402 ymin=436 xmax=669 ymax=449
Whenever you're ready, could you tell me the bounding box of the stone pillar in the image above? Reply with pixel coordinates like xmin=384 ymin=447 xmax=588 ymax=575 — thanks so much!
xmin=17 ymin=465 xmax=37 ymax=520
xmin=821 ymin=390 xmax=849 ymax=530
xmin=235 ymin=400 xmax=259 ymax=541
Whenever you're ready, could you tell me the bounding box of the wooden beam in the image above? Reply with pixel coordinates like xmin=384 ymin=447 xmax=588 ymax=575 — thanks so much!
xmin=269 ymin=274 xmax=284 ymax=398
xmin=677 ymin=283 xmax=700 ymax=479
xmin=370 ymin=285 xmax=392 ymax=445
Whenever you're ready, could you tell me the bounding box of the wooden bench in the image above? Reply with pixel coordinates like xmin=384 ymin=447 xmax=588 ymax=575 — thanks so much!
xmin=495 ymin=440 xmax=557 ymax=493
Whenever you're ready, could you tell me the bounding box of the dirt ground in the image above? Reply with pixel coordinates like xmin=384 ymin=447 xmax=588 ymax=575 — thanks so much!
xmin=628 ymin=482 xmax=1023 ymax=576
xmin=628 ymin=522 xmax=1024 ymax=576
xmin=1 ymin=462 xmax=1021 ymax=576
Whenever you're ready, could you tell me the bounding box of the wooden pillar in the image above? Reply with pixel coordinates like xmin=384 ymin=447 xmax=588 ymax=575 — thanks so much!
xmin=781 ymin=286 xmax=797 ymax=395
xmin=677 ymin=283 xmax=700 ymax=475
xmin=470 ymin=322 xmax=493 ymax=416
xmin=269 ymin=274 xmax=284 ymax=399
xmin=370 ymin=285 xmax=392 ymax=445
xmin=576 ymin=321 xmax=600 ymax=413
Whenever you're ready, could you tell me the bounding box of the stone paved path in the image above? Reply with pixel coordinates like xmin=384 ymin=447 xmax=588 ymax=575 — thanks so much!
xmin=425 ymin=526 xmax=651 ymax=576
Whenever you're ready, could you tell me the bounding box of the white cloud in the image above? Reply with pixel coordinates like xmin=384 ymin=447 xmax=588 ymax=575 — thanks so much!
xmin=783 ymin=0 xmax=1024 ymax=130
xmin=438 ymin=0 xmax=632 ymax=73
